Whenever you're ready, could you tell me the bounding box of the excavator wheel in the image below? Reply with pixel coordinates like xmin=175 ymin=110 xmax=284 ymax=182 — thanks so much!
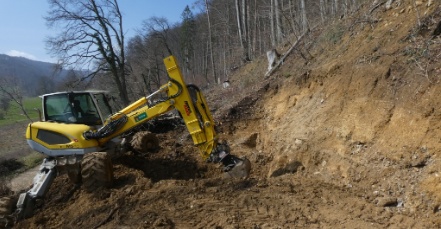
xmin=0 ymin=196 xmax=16 ymax=215
xmin=81 ymin=152 xmax=113 ymax=192
xmin=0 ymin=196 xmax=17 ymax=228
xmin=130 ymin=131 xmax=160 ymax=153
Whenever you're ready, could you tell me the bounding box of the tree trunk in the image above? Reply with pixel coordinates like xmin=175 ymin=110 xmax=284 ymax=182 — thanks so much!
xmin=242 ymin=0 xmax=251 ymax=61
xmin=334 ymin=0 xmax=339 ymax=17
xmin=253 ymin=0 xmax=258 ymax=56
xmin=320 ymin=0 xmax=326 ymax=23
xmin=270 ymin=0 xmax=276 ymax=46
xmin=300 ymin=0 xmax=308 ymax=32
xmin=344 ymin=0 xmax=349 ymax=17
xmin=235 ymin=0 xmax=244 ymax=51
xmin=275 ymin=0 xmax=283 ymax=44
xmin=204 ymin=0 xmax=217 ymax=84
xmin=236 ymin=0 xmax=250 ymax=62
xmin=46 ymin=0 xmax=130 ymax=105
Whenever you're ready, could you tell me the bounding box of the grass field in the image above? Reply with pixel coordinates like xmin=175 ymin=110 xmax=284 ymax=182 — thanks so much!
xmin=0 ymin=120 xmax=44 ymax=178
xmin=0 ymin=97 xmax=44 ymax=176
xmin=0 ymin=97 xmax=41 ymax=126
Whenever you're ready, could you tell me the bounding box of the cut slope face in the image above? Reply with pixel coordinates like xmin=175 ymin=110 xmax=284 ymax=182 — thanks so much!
xmin=11 ymin=1 xmax=441 ymax=228
xmin=257 ymin=0 xmax=441 ymax=222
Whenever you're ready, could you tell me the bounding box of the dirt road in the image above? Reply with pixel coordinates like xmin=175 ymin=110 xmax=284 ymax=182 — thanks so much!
xmin=8 ymin=166 xmax=39 ymax=192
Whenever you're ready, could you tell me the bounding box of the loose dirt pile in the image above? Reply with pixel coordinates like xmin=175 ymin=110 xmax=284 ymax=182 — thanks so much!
xmin=3 ymin=1 xmax=441 ymax=228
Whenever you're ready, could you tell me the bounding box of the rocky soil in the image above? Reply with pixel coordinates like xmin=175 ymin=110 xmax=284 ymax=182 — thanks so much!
xmin=2 ymin=0 xmax=441 ymax=228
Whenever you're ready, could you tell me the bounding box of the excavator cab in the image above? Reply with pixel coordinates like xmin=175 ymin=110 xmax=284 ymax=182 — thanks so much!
xmin=42 ymin=91 xmax=112 ymax=126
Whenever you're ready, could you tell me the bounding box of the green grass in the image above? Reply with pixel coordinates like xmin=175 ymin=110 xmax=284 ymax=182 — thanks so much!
xmin=0 ymin=152 xmax=44 ymax=179
xmin=0 ymin=98 xmax=44 ymax=179
xmin=0 ymin=97 xmax=41 ymax=126
xmin=20 ymin=152 xmax=45 ymax=169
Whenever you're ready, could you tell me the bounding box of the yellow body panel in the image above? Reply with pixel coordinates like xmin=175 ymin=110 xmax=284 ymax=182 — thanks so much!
xmin=26 ymin=121 xmax=98 ymax=150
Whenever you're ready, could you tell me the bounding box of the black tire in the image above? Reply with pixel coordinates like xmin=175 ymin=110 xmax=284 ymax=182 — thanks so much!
xmin=0 ymin=196 xmax=15 ymax=215
xmin=81 ymin=152 xmax=113 ymax=192
xmin=0 ymin=196 xmax=16 ymax=228
xmin=130 ymin=131 xmax=159 ymax=153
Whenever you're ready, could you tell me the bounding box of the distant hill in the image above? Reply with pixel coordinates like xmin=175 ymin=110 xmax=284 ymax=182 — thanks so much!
xmin=0 ymin=54 xmax=71 ymax=96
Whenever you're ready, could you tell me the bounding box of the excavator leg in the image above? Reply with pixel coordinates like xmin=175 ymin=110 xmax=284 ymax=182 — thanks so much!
xmin=16 ymin=158 xmax=57 ymax=219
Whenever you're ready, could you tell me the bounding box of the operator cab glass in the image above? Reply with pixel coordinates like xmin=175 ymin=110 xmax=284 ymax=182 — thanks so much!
xmin=93 ymin=93 xmax=113 ymax=120
xmin=43 ymin=92 xmax=110 ymax=125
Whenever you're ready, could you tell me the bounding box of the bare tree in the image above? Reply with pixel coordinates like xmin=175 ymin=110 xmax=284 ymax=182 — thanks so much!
xmin=0 ymin=76 xmax=32 ymax=121
xmin=270 ymin=0 xmax=276 ymax=46
xmin=333 ymin=0 xmax=339 ymax=17
xmin=58 ymin=69 xmax=89 ymax=91
xmin=275 ymin=0 xmax=283 ymax=43
xmin=141 ymin=17 xmax=176 ymax=56
xmin=300 ymin=0 xmax=308 ymax=32
xmin=0 ymin=97 xmax=10 ymax=117
xmin=320 ymin=0 xmax=326 ymax=23
xmin=204 ymin=0 xmax=218 ymax=84
xmin=181 ymin=5 xmax=196 ymax=79
xmin=124 ymin=0 xmax=357 ymax=89
xmin=269 ymin=0 xmax=284 ymax=46
xmin=45 ymin=0 xmax=130 ymax=105
xmin=235 ymin=0 xmax=251 ymax=61
xmin=126 ymin=34 xmax=166 ymax=95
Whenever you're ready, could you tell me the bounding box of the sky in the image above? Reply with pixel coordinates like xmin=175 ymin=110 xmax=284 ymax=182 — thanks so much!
xmin=0 ymin=0 xmax=199 ymax=63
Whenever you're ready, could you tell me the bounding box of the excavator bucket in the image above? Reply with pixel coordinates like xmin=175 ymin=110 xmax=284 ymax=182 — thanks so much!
xmin=224 ymin=157 xmax=251 ymax=179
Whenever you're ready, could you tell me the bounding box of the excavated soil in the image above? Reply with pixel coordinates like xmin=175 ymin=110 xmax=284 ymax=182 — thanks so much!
xmin=2 ymin=1 xmax=441 ymax=228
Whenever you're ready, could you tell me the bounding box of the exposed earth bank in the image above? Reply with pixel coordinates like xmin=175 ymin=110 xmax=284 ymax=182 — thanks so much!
xmin=2 ymin=1 xmax=441 ymax=228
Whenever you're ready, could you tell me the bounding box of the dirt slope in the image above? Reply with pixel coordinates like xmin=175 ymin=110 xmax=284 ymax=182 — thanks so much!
xmin=7 ymin=1 xmax=441 ymax=228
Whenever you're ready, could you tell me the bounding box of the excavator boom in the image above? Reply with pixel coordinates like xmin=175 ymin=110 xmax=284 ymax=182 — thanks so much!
xmin=8 ymin=55 xmax=250 ymax=223
xmin=84 ymin=56 xmax=217 ymax=160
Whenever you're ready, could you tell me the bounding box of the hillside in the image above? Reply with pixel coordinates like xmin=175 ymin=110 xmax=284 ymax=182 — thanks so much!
xmin=3 ymin=0 xmax=441 ymax=228
xmin=0 ymin=54 xmax=72 ymax=96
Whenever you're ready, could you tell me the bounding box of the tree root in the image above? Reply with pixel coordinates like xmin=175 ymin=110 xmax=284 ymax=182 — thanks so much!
xmin=93 ymin=204 xmax=119 ymax=229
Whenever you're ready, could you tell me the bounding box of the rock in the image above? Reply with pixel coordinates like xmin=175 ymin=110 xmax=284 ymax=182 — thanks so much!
xmin=385 ymin=0 xmax=394 ymax=10
xmin=374 ymin=197 xmax=398 ymax=207
xmin=269 ymin=161 xmax=304 ymax=177
xmin=242 ymin=133 xmax=259 ymax=148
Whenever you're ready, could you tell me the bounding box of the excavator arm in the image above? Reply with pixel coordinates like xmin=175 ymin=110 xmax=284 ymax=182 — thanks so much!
xmin=84 ymin=56 xmax=250 ymax=175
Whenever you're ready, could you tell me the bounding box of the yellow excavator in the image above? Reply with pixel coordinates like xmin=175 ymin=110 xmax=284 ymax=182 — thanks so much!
xmin=0 ymin=56 xmax=250 ymax=225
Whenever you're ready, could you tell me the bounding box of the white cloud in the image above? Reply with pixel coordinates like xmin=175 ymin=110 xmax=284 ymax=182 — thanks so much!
xmin=6 ymin=50 xmax=37 ymax=60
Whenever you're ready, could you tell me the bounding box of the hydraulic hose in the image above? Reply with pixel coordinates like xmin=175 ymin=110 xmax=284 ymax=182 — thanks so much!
xmin=168 ymin=78 xmax=183 ymax=99
xmin=83 ymin=115 xmax=128 ymax=140
xmin=148 ymin=78 xmax=183 ymax=107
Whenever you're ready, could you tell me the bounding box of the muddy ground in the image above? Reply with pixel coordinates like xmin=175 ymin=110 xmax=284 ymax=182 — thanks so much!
xmin=2 ymin=1 xmax=441 ymax=228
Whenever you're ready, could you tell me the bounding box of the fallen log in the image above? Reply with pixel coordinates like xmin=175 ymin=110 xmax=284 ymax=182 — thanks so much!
xmin=264 ymin=30 xmax=309 ymax=78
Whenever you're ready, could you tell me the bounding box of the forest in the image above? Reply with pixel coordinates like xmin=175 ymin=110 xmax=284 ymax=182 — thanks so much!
xmin=1 ymin=0 xmax=365 ymax=107
xmin=120 ymin=0 xmax=362 ymax=103
xmin=3 ymin=0 xmax=441 ymax=227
